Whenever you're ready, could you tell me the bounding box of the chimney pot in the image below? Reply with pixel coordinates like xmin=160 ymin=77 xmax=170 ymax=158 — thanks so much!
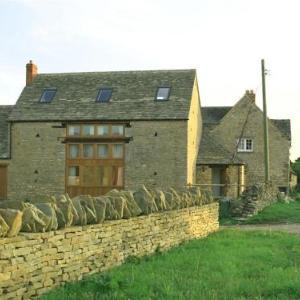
xmin=245 ymin=89 xmax=255 ymax=102
xmin=26 ymin=60 xmax=38 ymax=86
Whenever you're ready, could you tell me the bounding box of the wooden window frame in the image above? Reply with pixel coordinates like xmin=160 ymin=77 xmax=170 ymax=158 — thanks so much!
xmin=66 ymin=124 xmax=125 ymax=138
xmin=66 ymin=124 xmax=125 ymax=197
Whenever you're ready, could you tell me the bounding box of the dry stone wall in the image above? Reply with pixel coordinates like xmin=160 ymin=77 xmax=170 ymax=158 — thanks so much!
xmin=230 ymin=182 xmax=279 ymax=218
xmin=0 ymin=203 xmax=219 ymax=300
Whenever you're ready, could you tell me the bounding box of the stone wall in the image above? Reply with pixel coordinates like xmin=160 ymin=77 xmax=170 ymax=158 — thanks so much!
xmin=196 ymin=165 xmax=212 ymax=193
xmin=230 ymin=182 xmax=278 ymax=218
xmin=8 ymin=122 xmax=66 ymax=201
xmin=224 ymin=165 xmax=242 ymax=198
xmin=125 ymin=120 xmax=188 ymax=190
xmin=0 ymin=203 xmax=219 ymax=299
xmin=7 ymin=120 xmax=192 ymax=200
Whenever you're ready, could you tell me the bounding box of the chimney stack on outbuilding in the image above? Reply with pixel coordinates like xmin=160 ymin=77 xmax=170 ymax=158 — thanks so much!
xmin=245 ymin=89 xmax=255 ymax=102
xmin=26 ymin=60 xmax=38 ymax=86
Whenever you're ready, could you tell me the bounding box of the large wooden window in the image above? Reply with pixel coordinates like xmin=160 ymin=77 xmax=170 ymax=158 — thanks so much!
xmin=66 ymin=124 xmax=125 ymax=197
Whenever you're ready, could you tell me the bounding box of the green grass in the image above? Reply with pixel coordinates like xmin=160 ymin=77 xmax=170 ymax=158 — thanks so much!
xmin=220 ymin=199 xmax=300 ymax=225
xmin=41 ymin=230 xmax=300 ymax=300
xmin=245 ymin=200 xmax=300 ymax=224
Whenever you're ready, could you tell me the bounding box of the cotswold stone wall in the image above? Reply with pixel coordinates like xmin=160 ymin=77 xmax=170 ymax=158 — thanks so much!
xmin=0 ymin=203 xmax=218 ymax=300
xmin=125 ymin=120 xmax=188 ymax=190
xmin=7 ymin=119 xmax=193 ymax=201
xmin=8 ymin=122 xmax=66 ymax=201
xmin=230 ymin=183 xmax=278 ymax=218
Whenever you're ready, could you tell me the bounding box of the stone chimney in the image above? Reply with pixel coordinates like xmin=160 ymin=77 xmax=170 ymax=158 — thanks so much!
xmin=245 ymin=89 xmax=255 ymax=102
xmin=26 ymin=60 xmax=38 ymax=86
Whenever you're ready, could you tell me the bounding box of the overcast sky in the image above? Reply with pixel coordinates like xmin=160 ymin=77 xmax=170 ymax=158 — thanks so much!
xmin=0 ymin=0 xmax=299 ymax=159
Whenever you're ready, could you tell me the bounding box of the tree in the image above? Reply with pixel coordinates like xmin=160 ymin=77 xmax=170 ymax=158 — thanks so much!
xmin=291 ymin=158 xmax=300 ymax=185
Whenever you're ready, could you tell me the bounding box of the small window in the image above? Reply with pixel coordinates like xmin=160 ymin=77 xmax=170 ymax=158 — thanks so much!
xmin=40 ymin=89 xmax=56 ymax=103
xmin=69 ymin=144 xmax=80 ymax=159
xmin=83 ymin=144 xmax=94 ymax=158
xmin=96 ymin=88 xmax=112 ymax=102
xmin=112 ymin=144 xmax=123 ymax=158
xmin=68 ymin=125 xmax=80 ymax=136
xmin=97 ymin=125 xmax=109 ymax=136
xmin=111 ymin=125 xmax=124 ymax=136
xmin=82 ymin=125 xmax=95 ymax=136
xmin=68 ymin=166 xmax=80 ymax=185
xmin=237 ymin=138 xmax=253 ymax=152
xmin=97 ymin=144 xmax=109 ymax=158
xmin=155 ymin=87 xmax=170 ymax=101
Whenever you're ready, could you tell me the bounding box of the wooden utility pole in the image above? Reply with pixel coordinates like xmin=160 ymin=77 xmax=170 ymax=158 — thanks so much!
xmin=261 ymin=59 xmax=270 ymax=182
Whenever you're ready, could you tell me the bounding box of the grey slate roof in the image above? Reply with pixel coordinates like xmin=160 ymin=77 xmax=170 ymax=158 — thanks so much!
xmin=197 ymin=127 xmax=244 ymax=165
xmin=202 ymin=106 xmax=291 ymax=140
xmin=9 ymin=69 xmax=196 ymax=121
xmin=0 ymin=105 xmax=13 ymax=158
xmin=271 ymin=119 xmax=291 ymax=140
xmin=202 ymin=106 xmax=232 ymax=124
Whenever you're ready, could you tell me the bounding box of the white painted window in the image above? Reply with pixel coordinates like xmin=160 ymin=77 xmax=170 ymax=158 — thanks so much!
xmin=237 ymin=138 xmax=253 ymax=152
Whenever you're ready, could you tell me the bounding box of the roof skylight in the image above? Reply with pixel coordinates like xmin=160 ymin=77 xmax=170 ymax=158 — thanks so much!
xmin=39 ymin=89 xmax=56 ymax=103
xmin=96 ymin=88 xmax=113 ymax=102
xmin=155 ymin=87 xmax=170 ymax=101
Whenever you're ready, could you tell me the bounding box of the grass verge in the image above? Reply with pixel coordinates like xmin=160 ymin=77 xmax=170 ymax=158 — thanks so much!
xmin=220 ymin=199 xmax=300 ymax=225
xmin=40 ymin=230 xmax=300 ymax=300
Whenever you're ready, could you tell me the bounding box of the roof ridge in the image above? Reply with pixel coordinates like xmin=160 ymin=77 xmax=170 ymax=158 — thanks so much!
xmin=202 ymin=106 xmax=233 ymax=108
xmin=38 ymin=69 xmax=196 ymax=76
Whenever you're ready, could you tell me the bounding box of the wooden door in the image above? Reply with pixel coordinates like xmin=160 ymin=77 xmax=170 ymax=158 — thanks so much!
xmin=0 ymin=165 xmax=7 ymax=200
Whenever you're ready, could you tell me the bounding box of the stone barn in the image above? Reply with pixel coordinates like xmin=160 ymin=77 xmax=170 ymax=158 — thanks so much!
xmin=0 ymin=61 xmax=202 ymax=200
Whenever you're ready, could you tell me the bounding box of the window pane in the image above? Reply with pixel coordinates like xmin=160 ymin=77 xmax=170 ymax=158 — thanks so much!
xmin=83 ymin=144 xmax=94 ymax=158
xmin=246 ymin=139 xmax=253 ymax=150
xmin=96 ymin=89 xmax=112 ymax=102
xmin=69 ymin=144 xmax=80 ymax=158
xmin=97 ymin=166 xmax=111 ymax=186
xmin=68 ymin=166 xmax=79 ymax=185
xmin=112 ymin=144 xmax=123 ymax=158
xmin=112 ymin=166 xmax=123 ymax=186
xmin=97 ymin=125 xmax=109 ymax=136
xmin=156 ymin=87 xmax=170 ymax=100
xmin=111 ymin=125 xmax=124 ymax=136
xmin=237 ymin=139 xmax=244 ymax=151
xmin=97 ymin=144 xmax=109 ymax=158
xmin=40 ymin=89 xmax=56 ymax=103
xmin=68 ymin=125 xmax=80 ymax=136
xmin=82 ymin=125 xmax=94 ymax=136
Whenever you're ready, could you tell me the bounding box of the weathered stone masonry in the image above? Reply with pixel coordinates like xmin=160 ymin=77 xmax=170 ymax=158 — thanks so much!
xmin=0 ymin=203 xmax=218 ymax=299
xmin=7 ymin=120 xmax=191 ymax=200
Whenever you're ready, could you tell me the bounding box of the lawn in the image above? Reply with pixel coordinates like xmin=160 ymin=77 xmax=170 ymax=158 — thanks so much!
xmin=220 ymin=199 xmax=300 ymax=225
xmin=245 ymin=200 xmax=300 ymax=224
xmin=41 ymin=230 xmax=300 ymax=300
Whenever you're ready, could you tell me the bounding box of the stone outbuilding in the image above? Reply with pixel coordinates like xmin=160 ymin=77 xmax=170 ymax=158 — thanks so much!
xmin=197 ymin=90 xmax=291 ymax=198
xmin=0 ymin=61 xmax=201 ymax=200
